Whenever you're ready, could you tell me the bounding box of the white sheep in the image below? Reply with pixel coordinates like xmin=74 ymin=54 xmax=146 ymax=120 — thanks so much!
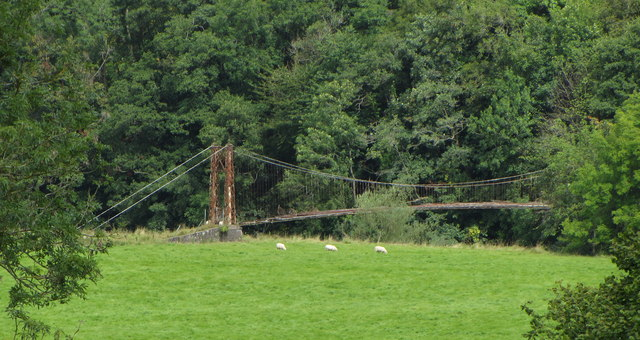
xmin=325 ymin=244 xmax=338 ymax=251
xmin=276 ymin=243 xmax=286 ymax=250
xmin=374 ymin=246 xmax=388 ymax=254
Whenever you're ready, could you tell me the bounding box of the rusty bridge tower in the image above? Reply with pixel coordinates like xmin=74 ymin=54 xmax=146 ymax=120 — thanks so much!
xmin=209 ymin=144 xmax=236 ymax=225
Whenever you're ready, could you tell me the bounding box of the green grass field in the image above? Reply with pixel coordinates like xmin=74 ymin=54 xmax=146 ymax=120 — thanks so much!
xmin=0 ymin=238 xmax=616 ymax=339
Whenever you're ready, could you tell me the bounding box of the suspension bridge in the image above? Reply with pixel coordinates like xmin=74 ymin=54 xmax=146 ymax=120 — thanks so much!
xmin=90 ymin=144 xmax=550 ymax=233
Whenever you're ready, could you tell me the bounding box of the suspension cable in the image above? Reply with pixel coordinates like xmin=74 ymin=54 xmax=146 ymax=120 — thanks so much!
xmin=236 ymin=149 xmax=544 ymax=189
xmin=86 ymin=146 xmax=226 ymax=230
xmin=88 ymin=145 xmax=217 ymax=225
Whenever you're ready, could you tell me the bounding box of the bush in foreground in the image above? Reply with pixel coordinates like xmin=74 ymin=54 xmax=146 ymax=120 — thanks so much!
xmin=522 ymin=231 xmax=640 ymax=338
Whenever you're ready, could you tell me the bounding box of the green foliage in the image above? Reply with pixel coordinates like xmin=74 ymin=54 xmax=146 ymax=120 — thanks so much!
xmin=0 ymin=1 xmax=109 ymax=337
xmin=490 ymin=209 xmax=549 ymax=247
xmin=344 ymin=188 xmax=413 ymax=242
xmin=537 ymin=94 xmax=640 ymax=253
xmin=8 ymin=0 xmax=640 ymax=250
xmin=295 ymin=80 xmax=366 ymax=174
xmin=370 ymin=1 xmax=541 ymax=184
xmin=404 ymin=212 xmax=464 ymax=246
xmin=95 ymin=0 xmax=283 ymax=230
xmin=583 ymin=18 xmax=640 ymax=119
xmin=91 ymin=0 xmax=640 ymax=250
xmin=465 ymin=226 xmax=484 ymax=244
xmin=0 ymin=0 xmax=39 ymax=70
xmin=219 ymin=224 xmax=229 ymax=233
xmin=349 ymin=0 xmax=390 ymax=32
xmin=523 ymin=231 xmax=640 ymax=338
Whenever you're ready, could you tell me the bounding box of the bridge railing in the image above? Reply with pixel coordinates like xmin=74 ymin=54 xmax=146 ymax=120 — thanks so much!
xmin=413 ymin=176 xmax=541 ymax=204
xmin=232 ymin=149 xmax=543 ymax=223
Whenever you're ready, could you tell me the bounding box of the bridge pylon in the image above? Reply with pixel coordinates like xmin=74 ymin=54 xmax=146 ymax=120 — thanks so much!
xmin=209 ymin=144 xmax=236 ymax=225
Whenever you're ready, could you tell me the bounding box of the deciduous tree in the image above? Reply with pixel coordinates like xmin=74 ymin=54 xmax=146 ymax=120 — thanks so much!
xmin=0 ymin=1 xmax=109 ymax=337
xmin=523 ymin=230 xmax=640 ymax=338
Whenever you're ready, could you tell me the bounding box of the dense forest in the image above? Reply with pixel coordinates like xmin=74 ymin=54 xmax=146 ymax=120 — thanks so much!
xmin=2 ymin=0 xmax=640 ymax=254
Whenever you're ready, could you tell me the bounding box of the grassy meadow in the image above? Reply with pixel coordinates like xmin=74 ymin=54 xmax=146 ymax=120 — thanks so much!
xmin=0 ymin=236 xmax=616 ymax=339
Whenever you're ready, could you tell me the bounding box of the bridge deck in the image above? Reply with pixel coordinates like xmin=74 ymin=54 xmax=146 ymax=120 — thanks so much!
xmin=239 ymin=201 xmax=550 ymax=226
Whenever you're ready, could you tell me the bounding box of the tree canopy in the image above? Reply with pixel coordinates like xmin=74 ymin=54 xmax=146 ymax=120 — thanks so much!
xmin=3 ymin=0 xmax=638 ymax=246
xmin=1 ymin=0 xmax=109 ymax=337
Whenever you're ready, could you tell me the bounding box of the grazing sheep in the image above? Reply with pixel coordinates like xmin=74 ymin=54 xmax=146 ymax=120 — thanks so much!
xmin=325 ymin=244 xmax=338 ymax=251
xmin=276 ymin=243 xmax=286 ymax=251
xmin=374 ymin=246 xmax=388 ymax=254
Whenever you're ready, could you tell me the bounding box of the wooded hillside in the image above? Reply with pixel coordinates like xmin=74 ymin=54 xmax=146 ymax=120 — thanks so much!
xmin=3 ymin=0 xmax=640 ymax=253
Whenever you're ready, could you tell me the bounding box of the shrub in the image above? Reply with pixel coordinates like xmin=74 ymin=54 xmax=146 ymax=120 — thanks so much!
xmin=465 ymin=225 xmax=485 ymax=244
xmin=522 ymin=231 xmax=640 ymax=339
xmin=404 ymin=213 xmax=463 ymax=246
xmin=344 ymin=188 xmax=413 ymax=242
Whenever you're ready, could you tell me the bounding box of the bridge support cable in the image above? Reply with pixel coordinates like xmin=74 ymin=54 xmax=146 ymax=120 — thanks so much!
xmin=86 ymin=145 xmax=228 ymax=230
xmin=233 ymin=147 xmax=547 ymax=224
xmin=82 ymin=145 xmax=215 ymax=228
xmin=224 ymin=144 xmax=236 ymax=225
xmin=236 ymin=148 xmax=544 ymax=188
xmin=210 ymin=146 xmax=222 ymax=226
